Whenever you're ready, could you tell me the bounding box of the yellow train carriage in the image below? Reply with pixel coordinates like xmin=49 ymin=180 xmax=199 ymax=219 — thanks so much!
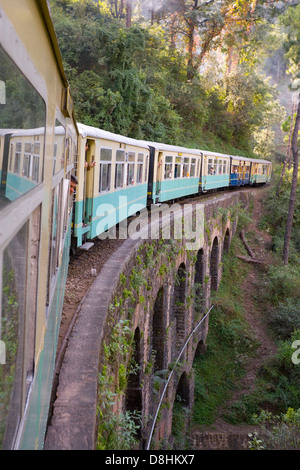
xmin=0 ymin=0 xmax=77 ymax=449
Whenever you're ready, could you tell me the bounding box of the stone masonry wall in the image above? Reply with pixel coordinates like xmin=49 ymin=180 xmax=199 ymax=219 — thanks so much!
xmin=45 ymin=190 xmax=251 ymax=450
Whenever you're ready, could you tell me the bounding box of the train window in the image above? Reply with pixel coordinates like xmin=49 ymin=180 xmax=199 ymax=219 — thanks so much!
xmin=22 ymin=143 xmax=32 ymax=178
xmin=0 ymin=223 xmax=28 ymax=449
xmin=223 ymin=160 xmax=226 ymax=174
xmin=214 ymin=159 xmax=218 ymax=174
xmin=127 ymin=152 xmax=135 ymax=186
xmin=174 ymin=156 xmax=182 ymax=178
xmin=0 ymin=47 xmax=46 ymax=208
xmin=190 ymin=159 xmax=196 ymax=177
xmin=164 ymin=156 xmax=173 ymax=179
xmin=183 ymin=158 xmax=189 ymax=177
xmin=14 ymin=143 xmax=22 ymax=174
xmin=137 ymin=154 xmax=144 ymax=183
xmin=218 ymin=160 xmax=222 ymax=175
xmin=208 ymin=158 xmax=213 ymax=175
xmin=53 ymin=121 xmax=66 ymax=175
xmin=197 ymin=159 xmax=200 ymax=177
xmin=115 ymin=150 xmax=125 ymax=189
xmin=99 ymin=148 xmax=112 ymax=192
xmin=49 ymin=185 xmax=61 ymax=286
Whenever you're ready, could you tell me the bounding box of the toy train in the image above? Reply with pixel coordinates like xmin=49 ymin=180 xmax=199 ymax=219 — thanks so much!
xmin=73 ymin=123 xmax=271 ymax=248
xmin=0 ymin=0 xmax=271 ymax=450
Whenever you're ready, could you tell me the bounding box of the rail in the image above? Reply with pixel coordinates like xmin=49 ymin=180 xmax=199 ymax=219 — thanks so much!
xmin=146 ymin=304 xmax=214 ymax=450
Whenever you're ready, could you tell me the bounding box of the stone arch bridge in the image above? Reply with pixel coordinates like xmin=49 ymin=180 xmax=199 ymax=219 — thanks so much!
xmin=45 ymin=190 xmax=251 ymax=450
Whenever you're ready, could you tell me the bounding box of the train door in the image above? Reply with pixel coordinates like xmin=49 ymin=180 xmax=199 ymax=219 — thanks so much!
xmin=83 ymin=139 xmax=95 ymax=226
xmin=156 ymin=151 xmax=163 ymax=201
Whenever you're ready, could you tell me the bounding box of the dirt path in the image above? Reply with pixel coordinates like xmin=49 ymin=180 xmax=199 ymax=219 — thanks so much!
xmin=191 ymin=187 xmax=278 ymax=450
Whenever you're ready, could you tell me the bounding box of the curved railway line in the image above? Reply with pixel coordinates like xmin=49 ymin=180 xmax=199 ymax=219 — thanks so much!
xmin=48 ymin=185 xmax=263 ymax=428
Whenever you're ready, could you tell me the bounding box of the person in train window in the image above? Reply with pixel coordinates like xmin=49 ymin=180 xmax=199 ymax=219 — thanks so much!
xmin=70 ymin=174 xmax=78 ymax=195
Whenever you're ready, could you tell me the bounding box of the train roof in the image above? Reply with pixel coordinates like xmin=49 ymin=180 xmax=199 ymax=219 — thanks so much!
xmin=231 ymin=154 xmax=272 ymax=164
xmin=77 ymin=123 xmax=150 ymax=150
xmin=0 ymin=127 xmax=46 ymax=137
xmin=140 ymin=140 xmax=201 ymax=156
xmin=200 ymin=149 xmax=231 ymax=159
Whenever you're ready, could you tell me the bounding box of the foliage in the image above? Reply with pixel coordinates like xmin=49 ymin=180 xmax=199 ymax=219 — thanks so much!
xmin=268 ymin=299 xmax=300 ymax=341
xmin=249 ymin=408 xmax=300 ymax=450
xmin=49 ymin=0 xmax=283 ymax=155
xmin=192 ymin=236 xmax=258 ymax=426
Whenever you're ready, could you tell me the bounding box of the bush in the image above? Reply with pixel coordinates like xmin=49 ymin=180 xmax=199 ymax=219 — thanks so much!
xmin=266 ymin=264 xmax=300 ymax=305
xmin=268 ymin=298 xmax=300 ymax=340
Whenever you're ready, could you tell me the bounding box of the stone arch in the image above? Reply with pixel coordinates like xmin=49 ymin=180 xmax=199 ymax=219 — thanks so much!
xmin=195 ymin=339 xmax=207 ymax=358
xmin=210 ymin=237 xmax=219 ymax=292
xmin=176 ymin=372 xmax=190 ymax=406
xmin=194 ymin=248 xmax=205 ymax=318
xmin=171 ymin=372 xmax=191 ymax=440
xmin=174 ymin=263 xmax=187 ymax=353
xmin=223 ymin=228 xmax=230 ymax=255
xmin=153 ymin=286 xmax=165 ymax=372
xmin=125 ymin=327 xmax=142 ymax=438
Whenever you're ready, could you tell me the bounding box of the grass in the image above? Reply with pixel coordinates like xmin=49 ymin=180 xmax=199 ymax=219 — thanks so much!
xmin=191 ymin=235 xmax=259 ymax=427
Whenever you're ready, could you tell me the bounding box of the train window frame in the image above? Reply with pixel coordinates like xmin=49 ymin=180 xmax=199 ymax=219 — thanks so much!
xmin=115 ymin=149 xmax=125 ymax=189
xmin=0 ymin=204 xmax=40 ymax=450
xmin=197 ymin=159 xmax=200 ymax=177
xmin=99 ymin=147 xmax=112 ymax=193
xmin=190 ymin=158 xmax=196 ymax=177
xmin=145 ymin=155 xmax=149 ymax=183
xmin=174 ymin=156 xmax=182 ymax=179
xmin=183 ymin=158 xmax=190 ymax=178
xmin=0 ymin=46 xmax=46 ymax=210
xmin=137 ymin=153 xmax=144 ymax=184
xmin=32 ymin=142 xmax=40 ymax=183
xmin=8 ymin=143 xmax=13 ymax=172
xmin=22 ymin=143 xmax=32 ymax=179
xmin=126 ymin=151 xmax=135 ymax=186
xmin=14 ymin=142 xmax=22 ymax=174
xmin=53 ymin=120 xmax=66 ymax=175
xmin=164 ymin=156 xmax=173 ymax=180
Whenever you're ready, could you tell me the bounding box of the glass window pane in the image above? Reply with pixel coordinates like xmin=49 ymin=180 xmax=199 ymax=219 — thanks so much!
xmin=100 ymin=148 xmax=112 ymax=161
xmin=0 ymin=224 xmax=27 ymax=449
xmin=0 ymin=47 xmax=46 ymax=208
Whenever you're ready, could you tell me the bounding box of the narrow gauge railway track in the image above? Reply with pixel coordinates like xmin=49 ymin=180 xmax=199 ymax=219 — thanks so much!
xmin=48 ymin=185 xmax=261 ymax=425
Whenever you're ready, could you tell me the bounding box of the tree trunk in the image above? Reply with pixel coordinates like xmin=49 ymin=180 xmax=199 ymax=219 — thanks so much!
xmin=283 ymin=94 xmax=300 ymax=265
xmin=126 ymin=0 xmax=132 ymax=28
xmin=277 ymin=101 xmax=298 ymax=197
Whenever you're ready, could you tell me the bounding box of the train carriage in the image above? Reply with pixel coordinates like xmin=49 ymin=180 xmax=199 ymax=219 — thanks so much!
xmin=73 ymin=123 xmax=150 ymax=247
xmin=144 ymin=141 xmax=202 ymax=204
xmin=250 ymin=158 xmax=272 ymax=185
xmin=230 ymin=155 xmax=252 ymax=187
xmin=0 ymin=0 xmax=77 ymax=449
xmin=200 ymin=150 xmax=231 ymax=192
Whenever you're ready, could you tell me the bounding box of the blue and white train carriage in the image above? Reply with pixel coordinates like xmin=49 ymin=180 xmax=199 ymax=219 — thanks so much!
xmin=200 ymin=150 xmax=231 ymax=192
xmin=73 ymin=123 xmax=150 ymax=247
xmin=145 ymin=141 xmax=202 ymax=204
